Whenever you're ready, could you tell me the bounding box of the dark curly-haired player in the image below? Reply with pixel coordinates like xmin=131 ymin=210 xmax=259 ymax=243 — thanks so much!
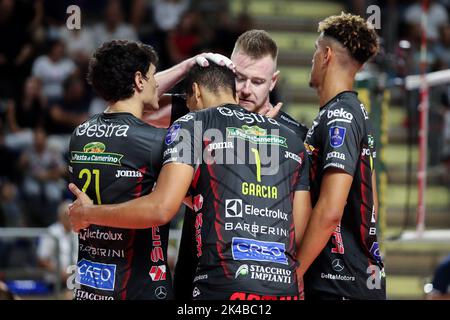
xmin=296 ymin=13 xmax=386 ymax=300
xmin=68 ymin=40 xmax=174 ymax=300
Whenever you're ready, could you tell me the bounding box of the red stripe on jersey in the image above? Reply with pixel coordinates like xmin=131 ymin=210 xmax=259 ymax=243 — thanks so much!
xmin=192 ymin=166 xmax=201 ymax=189
xmin=289 ymin=151 xmax=303 ymax=252
xmin=205 ymin=162 xmax=231 ymax=278
xmin=120 ymin=229 xmax=136 ymax=300
xmin=359 ymin=157 xmax=371 ymax=258
xmin=122 ymin=166 xmax=147 ymax=299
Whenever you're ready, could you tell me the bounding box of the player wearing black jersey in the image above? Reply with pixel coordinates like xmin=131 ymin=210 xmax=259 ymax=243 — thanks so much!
xmin=297 ymin=13 xmax=386 ymax=300
xmin=68 ymin=62 xmax=312 ymax=300
xmin=148 ymin=31 xmax=310 ymax=300
xmin=68 ymin=40 xmax=173 ymax=300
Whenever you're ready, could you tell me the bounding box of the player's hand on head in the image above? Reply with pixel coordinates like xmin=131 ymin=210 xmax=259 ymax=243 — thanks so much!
xmin=194 ymin=53 xmax=235 ymax=71
xmin=67 ymin=183 xmax=93 ymax=232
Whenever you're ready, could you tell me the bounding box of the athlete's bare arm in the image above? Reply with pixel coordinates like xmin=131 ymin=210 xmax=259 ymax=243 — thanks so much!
xmin=292 ymin=190 xmax=312 ymax=249
xmin=68 ymin=163 xmax=194 ymax=231
xmin=295 ymin=168 xmax=353 ymax=278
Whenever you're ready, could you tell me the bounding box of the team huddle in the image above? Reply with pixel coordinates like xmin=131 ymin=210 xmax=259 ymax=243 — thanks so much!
xmin=67 ymin=13 xmax=386 ymax=300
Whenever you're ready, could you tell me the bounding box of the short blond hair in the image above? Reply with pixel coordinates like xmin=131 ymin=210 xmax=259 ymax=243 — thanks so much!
xmin=232 ymin=29 xmax=278 ymax=60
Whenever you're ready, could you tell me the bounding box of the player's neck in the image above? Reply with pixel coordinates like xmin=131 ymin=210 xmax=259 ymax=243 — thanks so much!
xmin=105 ymin=97 xmax=143 ymax=119
xmin=318 ymin=70 xmax=355 ymax=107
xmin=202 ymin=92 xmax=237 ymax=109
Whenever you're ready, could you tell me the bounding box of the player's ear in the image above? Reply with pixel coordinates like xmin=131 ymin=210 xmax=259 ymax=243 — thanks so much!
xmin=323 ymin=46 xmax=332 ymax=65
xmin=270 ymin=70 xmax=280 ymax=92
xmin=193 ymin=82 xmax=203 ymax=107
xmin=134 ymin=71 xmax=145 ymax=92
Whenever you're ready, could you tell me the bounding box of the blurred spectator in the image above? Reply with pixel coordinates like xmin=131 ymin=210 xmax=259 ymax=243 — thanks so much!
xmin=426 ymin=254 xmax=450 ymax=300
xmin=93 ymin=0 xmax=138 ymax=48
xmin=0 ymin=0 xmax=35 ymax=99
xmin=0 ymin=180 xmax=22 ymax=227
xmin=404 ymin=0 xmax=449 ymax=42
xmin=0 ymin=130 xmax=20 ymax=182
xmin=211 ymin=12 xmax=254 ymax=56
xmin=45 ymin=75 xmax=90 ymax=135
xmin=433 ymin=23 xmax=450 ymax=69
xmin=31 ymin=39 xmax=76 ymax=103
xmin=167 ymin=10 xmax=202 ymax=65
xmin=3 ymin=77 xmax=46 ymax=151
xmin=37 ymin=200 xmax=77 ymax=285
xmin=152 ymin=0 xmax=190 ymax=32
xmin=19 ymin=127 xmax=66 ymax=227
xmin=58 ymin=27 xmax=95 ymax=67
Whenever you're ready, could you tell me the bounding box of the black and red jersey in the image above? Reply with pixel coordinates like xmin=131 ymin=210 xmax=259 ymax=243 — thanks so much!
xmin=163 ymin=104 xmax=309 ymax=299
xmin=304 ymin=91 xmax=386 ymax=300
xmin=69 ymin=112 xmax=173 ymax=300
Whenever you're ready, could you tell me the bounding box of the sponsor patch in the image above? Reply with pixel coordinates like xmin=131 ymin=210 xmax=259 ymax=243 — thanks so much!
xmin=329 ymin=126 xmax=346 ymax=148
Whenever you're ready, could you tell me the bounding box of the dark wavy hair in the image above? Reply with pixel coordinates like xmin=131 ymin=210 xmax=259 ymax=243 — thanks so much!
xmin=184 ymin=60 xmax=236 ymax=97
xmin=87 ymin=40 xmax=158 ymax=102
xmin=319 ymin=12 xmax=379 ymax=65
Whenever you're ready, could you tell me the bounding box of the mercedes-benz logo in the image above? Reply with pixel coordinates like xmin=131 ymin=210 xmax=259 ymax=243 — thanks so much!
xmin=332 ymin=259 xmax=344 ymax=272
xmin=155 ymin=286 xmax=167 ymax=300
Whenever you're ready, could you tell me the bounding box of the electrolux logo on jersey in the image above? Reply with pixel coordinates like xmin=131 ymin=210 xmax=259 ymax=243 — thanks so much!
xmin=77 ymin=259 xmax=116 ymax=291
xmin=76 ymin=122 xmax=129 ymax=138
xmin=235 ymin=264 xmax=292 ymax=284
xmin=79 ymin=229 xmax=124 ymax=241
xmin=231 ymin=237 xmax=288 ymax=265
xmin=225 ymin=199 xmax=288 ymax=221
xmin=115 ymin=170 xmax=143 ymax=178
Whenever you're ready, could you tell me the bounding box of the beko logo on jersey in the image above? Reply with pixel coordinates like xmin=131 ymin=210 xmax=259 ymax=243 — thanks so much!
xmin=235 ymin=264 xmax=292 ymax=284
xmin=115 ymin=170 xmax=143 ymax=178
xmin=218 ymin=106 xmax=280 ymax=126
xmin=225 ymin=199 xmax=288 ymax=221
xmin=326 ymin=151 xmax=346 ymax=161
xmin=79 ymin=229 xmax=123 ymax=241
xmin=76 ymin=122 xmax=129 ymax=137
xmin=327 ymin=108 xmax=354 ymax=123
xmin=231 ymin=237 xmax=288 ymax=265
xmin=285 ymin=151 xmax=302 ymax=165
xmin=77 ymin=259 xmax=116 ymax=291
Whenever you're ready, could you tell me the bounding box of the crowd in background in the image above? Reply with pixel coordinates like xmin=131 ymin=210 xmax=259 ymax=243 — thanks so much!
xmin=1 ymin=0 xmax=450 ymax=296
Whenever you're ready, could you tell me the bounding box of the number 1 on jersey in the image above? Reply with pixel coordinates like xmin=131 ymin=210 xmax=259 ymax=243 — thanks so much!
xmin=79 ymin=169 xmax=102 ymax=204
xmin=251 ymin=148 xmax=261 ymax=182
